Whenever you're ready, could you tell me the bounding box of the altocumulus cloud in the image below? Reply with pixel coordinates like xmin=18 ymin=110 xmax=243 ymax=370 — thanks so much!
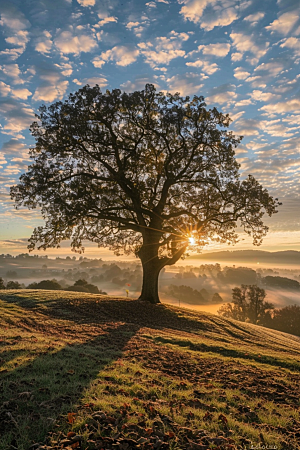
xmin=55 ymin=26 xmax=97 ymax=55
xmin=100 ymin=45 xmax=140 ymax=67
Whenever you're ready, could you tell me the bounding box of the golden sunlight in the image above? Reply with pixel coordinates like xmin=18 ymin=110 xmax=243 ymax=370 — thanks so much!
xmin=188 ymin=236 xmax=196 ymax=245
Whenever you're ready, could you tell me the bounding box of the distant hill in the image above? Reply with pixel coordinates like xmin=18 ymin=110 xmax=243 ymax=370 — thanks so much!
xmin=188 ymin=250 xmax=300 ymax=264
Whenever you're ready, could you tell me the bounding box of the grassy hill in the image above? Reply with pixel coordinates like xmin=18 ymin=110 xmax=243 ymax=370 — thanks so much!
xmin=1 ymin=290 xmax=300 ymax=450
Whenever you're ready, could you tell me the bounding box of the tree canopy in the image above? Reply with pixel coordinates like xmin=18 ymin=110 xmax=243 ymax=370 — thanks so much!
xmin=218 ymin=284 xmax=274 ymax=324
xmin=11 ymin=84 xmax=280 ymax=303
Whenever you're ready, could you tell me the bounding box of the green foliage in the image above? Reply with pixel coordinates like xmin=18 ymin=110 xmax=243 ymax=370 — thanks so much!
xmin=270 ymin=304 xmax=300 ymax=336
xmin=167 ymin=284 xmax=205 ymax=304
xmin=68 ymin=278 xmax=106 ymax=294
xmin=218 ymin=267 xmax=258 ymax=285
xmin=27 ymin=279 xmax=62 ymax=290
xmin=167 ymin=284 xmax=222 ymax=305
xmin=218 ymin=285 xmax=274 ymax=324
xmin=11 ymin=84 xmax=280 ymax=303
xmin=11 ymin=84 xmax=280 ymax=255
xmin=6 ymin=281 xmax=22 ymax=289
xmin=0 ymin=277 xmax=5 ymax=289
xmin=262 ymin=275 xmax=300 ymax=290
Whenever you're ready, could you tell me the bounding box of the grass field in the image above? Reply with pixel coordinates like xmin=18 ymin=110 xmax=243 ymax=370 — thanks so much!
xmin=1 ymin=290 xmax=300 ymax=450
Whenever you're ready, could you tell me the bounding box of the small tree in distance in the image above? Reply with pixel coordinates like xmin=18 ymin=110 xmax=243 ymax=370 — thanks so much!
xmin=11 ymin=84 xmax=280 ymax=304
xmin=218 ymin=285 xmax=274 ymax=324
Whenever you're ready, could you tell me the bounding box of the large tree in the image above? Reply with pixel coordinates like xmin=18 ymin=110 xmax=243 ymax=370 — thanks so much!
xmin=11 ymin=84 xmax=280 ymax=303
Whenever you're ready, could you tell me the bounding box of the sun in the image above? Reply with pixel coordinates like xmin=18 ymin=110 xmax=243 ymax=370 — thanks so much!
xmin=188 ymin=236 xmax=196 ymax=245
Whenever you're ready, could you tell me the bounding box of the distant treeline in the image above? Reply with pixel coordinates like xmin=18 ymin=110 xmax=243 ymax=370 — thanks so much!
xmin=166 ymin=284 xmax=222 ymax=305
xmin=0 ymin=277 xmax=107 ymax=295
xmin=174 ymin=265 xmax=300 ymax=290
xmin=1 ymin=260 xmax=142 ymax=293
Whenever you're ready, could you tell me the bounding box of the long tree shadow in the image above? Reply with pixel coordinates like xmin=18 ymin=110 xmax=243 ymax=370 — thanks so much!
xmin=3 ymin=290 xmax=295 ymax=355
xmin=0 ymin=321 xmax=138 ymax=450
xmin=0 ymin=291 xmax=216 ymax=332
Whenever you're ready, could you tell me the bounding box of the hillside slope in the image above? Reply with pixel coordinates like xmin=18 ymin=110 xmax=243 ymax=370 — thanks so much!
xmin=1 ymin=290 xmax=300 ymax=450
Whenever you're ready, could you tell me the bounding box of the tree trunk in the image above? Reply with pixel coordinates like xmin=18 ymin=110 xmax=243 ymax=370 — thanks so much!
xmin=137 ymin=229 xmax=187 ymax=304
xmin=137 ymin=232 xmax=163 ymax=304
xmin=138 ymin=260 xmax=161 ymax=304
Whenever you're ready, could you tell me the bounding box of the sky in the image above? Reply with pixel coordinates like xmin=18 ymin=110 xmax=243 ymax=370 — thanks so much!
xmin=0 ymin=0 xmax=299 ymax=257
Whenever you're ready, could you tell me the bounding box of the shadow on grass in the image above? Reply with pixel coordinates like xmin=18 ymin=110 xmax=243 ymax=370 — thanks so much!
xmin=0 ymin=291 xmax=216 ymax=334
xmin=153 ymin=335 xmax=300 ymax=372
xmin=0 ymin=321 xmax=138 ymax=450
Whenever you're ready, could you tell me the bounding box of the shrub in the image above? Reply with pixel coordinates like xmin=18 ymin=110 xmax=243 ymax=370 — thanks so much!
xmin=27 ymin=279 xmax=62 ymax=290
xmin=6 ymin=281 xmax=22 ymax=289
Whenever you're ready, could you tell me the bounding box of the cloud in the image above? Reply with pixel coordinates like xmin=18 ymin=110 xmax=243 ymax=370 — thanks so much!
xmin=200 ymin=5 xmax=239 ymax=31
xmin=73 ymin=77 xmax=108 ymax=87
xmin=166 ymin=73 xmax=204 ymax=96
xmin=186 ymin=60 xmax=219 ymax=75
xmin=55 ymin=26 xmax=97 ymax=55
xmin=138 ymin=31 xmax=189 ymax=67
xmin=4 ymin=30 xmax=29 ymax=59
xmin=244 ymin=76 xmax=267 ymax=88
xmin=31 ymin=62 xmax=69 ymax=102
xmin=283 ymin=114 xmax=300 ymax=126
xmin=92 ymin=56 xmax=105 ymax=68
xmin=0 ymin=81 xmax=11 ymax=97
xmin=197 ymin=43 xmax=230 ymax=57
xmin=32 ymin=81 xmax=68 ymax=102
xmin=230 ymin=32 xmax=269 ymax=62
xmin=0 ymin=98 xmax=35 ymax=135
xmin=126 ymin=22 xmax=140 ymax=29
xmin=54 ymin=62 xmax=73 ymax=77
xmin=280 ymin=37 xmax=300 ymax=56
xmin=239 ymin=155 xmax=300 ymax=195
xmin=234 ymin=98 xmax=253 ymax=107
xmin=259 ymin=119 xmax=293 ymax=137
xmin=95 ymin=16 xmax=118 ymax=27
xmin=250 ymin=90 xmax=281 ymax=102
xmin=179 ymin=0 xmax=239 ymax=31
xmin=11 ymin=88 xmax=32 ymax=100
xmin=231 ymin=52 xmax=243 ymax=62
xmin=0 ymin=4 xmax=30 ymax=30
xmin=1 ymin=139 xmax=29 ymax=158
xmin=77 ymin=0 xmax=95 ymax=6
xmin=0 ymin=47 xmax=25 ymax=61
xmin=179 ymin=0 xmax=210 ymax=23
xmin=243 ymin=12 xmax=265 ymax=23
xmin=35 ymin=30 xmax=53 ymax=54
xmin=260 ymin=99 xmax=300 ymax=114
xmin=100 ymin=45 xmax=139 ymax=66
xmin=266 ymin=11 xmax=299 ymax=35
xmin=0 ymin=153 xmax=7 ymax=166
xmin=232 ymin=118 xmax=260 ymax=136
xmin=125 ymin=20 xmax=149 ymax=37
xmin=234 ymin=67 xmax=250 ymax=80
xmin=254 ymin=59 xmax=286 ymax=77
xmin=121 ymin=77 xmax=160 ymax=91
xmin=206 ymin=83 xmax=237 ymax=105
xmin=0 ymin=63 xmax=26 ymax=85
